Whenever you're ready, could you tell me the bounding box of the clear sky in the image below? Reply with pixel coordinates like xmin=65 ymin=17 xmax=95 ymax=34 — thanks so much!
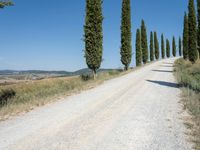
xmin=0 ymin=0 xmax=188 ymax=71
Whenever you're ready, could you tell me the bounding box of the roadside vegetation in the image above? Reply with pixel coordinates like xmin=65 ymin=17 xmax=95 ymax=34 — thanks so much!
xmin=0 ymin=70 xmax=124 ymax=121
xmin=171 ymin=0 xmax=200 ymax=148
xmin=174 ymin=58 xmax=200 ymax=150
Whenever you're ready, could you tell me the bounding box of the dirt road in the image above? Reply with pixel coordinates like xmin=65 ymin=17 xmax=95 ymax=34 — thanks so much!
xmin=0 ymin=58 xmax=193 ymax=150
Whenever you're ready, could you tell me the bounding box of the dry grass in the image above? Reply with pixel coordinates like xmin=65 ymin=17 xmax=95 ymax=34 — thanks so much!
xmin=0 ymin=70 xmax=125 ymax=121
xmin=174 ymin=58 xmax=200 ymax=150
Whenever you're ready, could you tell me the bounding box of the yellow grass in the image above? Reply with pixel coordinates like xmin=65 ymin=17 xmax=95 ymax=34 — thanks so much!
xmin=0 ymin=70 xmax=124 ymax=121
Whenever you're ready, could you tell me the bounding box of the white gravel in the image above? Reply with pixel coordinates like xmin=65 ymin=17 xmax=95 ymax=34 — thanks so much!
xmin=0 ymin=58 xmax=193 ymax=150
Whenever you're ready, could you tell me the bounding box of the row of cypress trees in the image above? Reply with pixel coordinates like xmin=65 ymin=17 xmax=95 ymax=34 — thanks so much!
xmin=120 ymin=0 xmax=183 ymax=68
xmin=84 ymin=0 xmax=133 ymax=76
xmin=84 ymin=0 xmax=183 ymax=77
xmin=135 ymin=24 xmax=182 ymax=67
xmin=183 ymin=0 xmax=200 ymax=63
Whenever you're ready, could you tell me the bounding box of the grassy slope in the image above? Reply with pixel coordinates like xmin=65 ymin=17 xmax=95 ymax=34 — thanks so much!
xmin=174 ymin=58 xmax=200 ymax=150
xmin=0 ymin=70 xmax=127 ymax=121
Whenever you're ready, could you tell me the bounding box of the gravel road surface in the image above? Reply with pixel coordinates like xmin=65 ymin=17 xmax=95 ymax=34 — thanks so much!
xmin=0 ymin=58 xmax=193 ymax=150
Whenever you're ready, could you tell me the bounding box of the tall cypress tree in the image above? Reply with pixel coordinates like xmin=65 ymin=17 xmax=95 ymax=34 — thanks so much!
xmin=197 ymin=0 xmax=200 ymax=58
xmin=188 ymin=0 xmax=198 ymax=62
xmin=0 ymin=0 xmax=13 ymax=8
xmin=84 ymin=0 xmax=103 ymax=78
xmin=120 ymin=0 xmax=132 ymax=70
xmin=150 ymin=31 xmax=154 ymax=61
xmin=166 ymin=39 xmax=170 ymax=58
xmin=172 ymin=36 xmax=176 ymax=57
xmin=161 ymin=34 xmax=165 ymax=59
xmin=136 ymin=29 xmax=141 ymax=66
xmin=141 ymin=20 xmax=148 ymax=64
xmin=183 ymin=12 xmax=189 ymax=60
xmin=154 ymin=32 xmax=159 ymax=60
xmin=179 ymin=37 xmax=182 ymax=56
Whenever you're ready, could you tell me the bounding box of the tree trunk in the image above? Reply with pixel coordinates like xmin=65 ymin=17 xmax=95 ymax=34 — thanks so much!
xmin=124 ymin=66 xmax=128 ymax=71
xmin=92 ymin=70 xmax=97 ymax=80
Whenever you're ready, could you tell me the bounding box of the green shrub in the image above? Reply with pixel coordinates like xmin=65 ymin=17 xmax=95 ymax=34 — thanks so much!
xmin=0 ymin=89 xmax=16 ymax=107
xmin=108 ymin=70 xmax=121 ymax=76
xmin=175 ymin=59 xmax=200 ymax=91
xmin=80 ymin=74 xmax=93 ymax=81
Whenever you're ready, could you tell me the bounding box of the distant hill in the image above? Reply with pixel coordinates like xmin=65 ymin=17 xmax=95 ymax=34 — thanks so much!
xmin=0 ymin=68 xmax=122 ymax=84
xmin=73 ymin=68 xmax=119 ymax=75
xmin=0 ymin=70 xmax=72 ymax=76
xmin=0 ymin=68 xmax=121 ymax=76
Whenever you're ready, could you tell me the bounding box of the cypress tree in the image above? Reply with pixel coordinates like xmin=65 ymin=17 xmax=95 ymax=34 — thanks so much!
xmin=84 ymin=0 xmax=103 ymax=78
xmin=197 ymin=0 xmax=200 ymax=58
xmin=150 ymin=31 xmax=154 ymax=61
xmin=0 ymin=0 xmax=13 ymax=8
xmin=154 ymin=32 xmax=159 ymax=60
xmin=161 ymin=34 xmax=165 ymax=59
xmin=166 ymin=39 xmax=170 ymax=58
xmin=183 ymin=12 xmax=189 ymax=59
xmin=179 ymin=37 xmax=182 ymax=56
xmin=136 ymin=29 xmax=141 ymax=66
xmin=120 ymin=0 xmax=132 ymax=70
xmin=188 ymin=0 xmax=198 ymax=62
xmin=141 ymin=20 xmax=148 ymax=64
xmin=172 ymin=36 xmax=176 ymax=57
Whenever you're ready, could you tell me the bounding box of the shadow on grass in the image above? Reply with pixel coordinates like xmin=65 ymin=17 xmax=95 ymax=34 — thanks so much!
xmin=146 ymin=80 xmax=179 ymax=88
xmin=152 ymin=70 xmax=173 ymax=73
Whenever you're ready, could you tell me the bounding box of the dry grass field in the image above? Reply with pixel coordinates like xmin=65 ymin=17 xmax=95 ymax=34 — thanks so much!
xmin=0 ymin=70 xmax=123 ymax=121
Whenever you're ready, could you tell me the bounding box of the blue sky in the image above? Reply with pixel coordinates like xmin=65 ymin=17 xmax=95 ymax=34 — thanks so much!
xmin=0 ymin=0 xmax=188 ymax=71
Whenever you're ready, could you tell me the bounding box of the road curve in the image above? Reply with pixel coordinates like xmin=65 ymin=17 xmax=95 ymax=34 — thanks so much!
xmin=0 ymin=58 xmax=193 ymax=150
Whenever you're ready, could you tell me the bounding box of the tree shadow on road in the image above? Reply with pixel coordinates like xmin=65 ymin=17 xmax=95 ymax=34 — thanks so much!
xmin=146 ymin=80 xmax=179 ymax=88
xmin=160 ymin=65 xmax=174 ymax=68
xmin=152 ymin=70 xmax=173 ymax=73
xmin=163 ymin=62 xmax=174 ymax=65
